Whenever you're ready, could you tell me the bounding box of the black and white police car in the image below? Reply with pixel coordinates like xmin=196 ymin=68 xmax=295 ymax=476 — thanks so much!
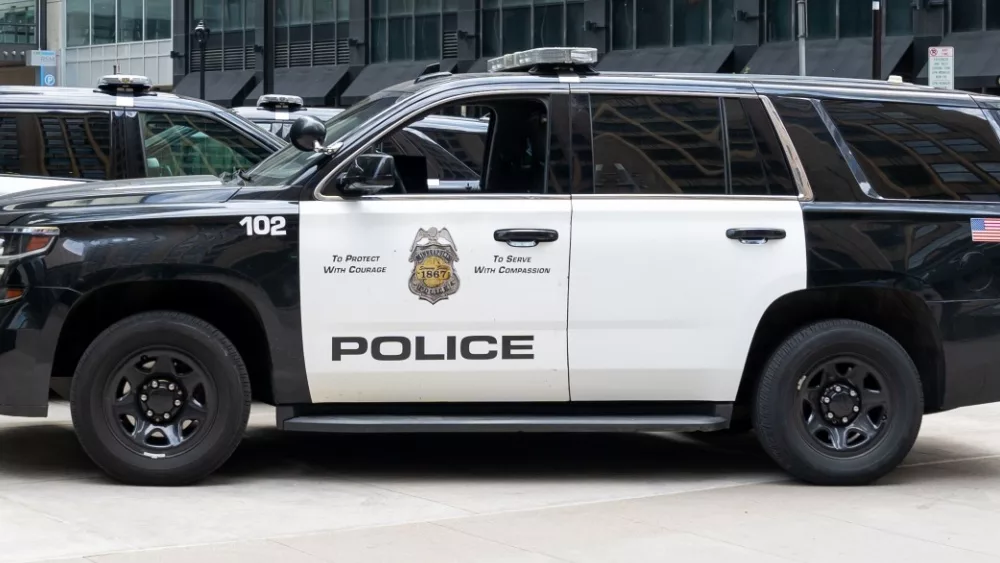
xmin=1 ymin=46 xmax=999 ymax=487
xmin=233 ymin=94 xmax=489 ymax=191
xmin=0 ymin=74 xmax=284 ymax=193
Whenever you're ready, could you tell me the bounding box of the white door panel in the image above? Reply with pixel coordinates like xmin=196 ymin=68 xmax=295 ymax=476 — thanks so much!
xmin=300 ymin=198 xmax=572 ymax=403
xmin=568 ymin=198 xmax=807 ymax=402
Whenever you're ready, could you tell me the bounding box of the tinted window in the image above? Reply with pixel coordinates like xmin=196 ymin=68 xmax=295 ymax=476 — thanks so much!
xmin=725 ymin=98 xmax=768 ymax=196
xmin=772 ymin=97 xmax=862 ymax=202
xmin=379 ymin=128 xmax=480 ymax=185
xmin=825 ymin=101 xmax=1000 ymax=201
xmin=0 ymin=112 xmax=112 ymax=179
xmin=140 ymin=113 xmax=272 ymax=178
xmin=414 ymin=126 xmax=487 ymax=176
xmin=738 ymin=98 xmax=798 ymax=196
xmin=591 ymin=94 xmax=726 ymax=195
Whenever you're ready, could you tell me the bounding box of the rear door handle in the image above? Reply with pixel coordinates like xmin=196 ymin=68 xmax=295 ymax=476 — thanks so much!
xmin=726 ymin=228 xmax=786 ymax=244
xmin=494 ymin=228 xmax=559 ymax=247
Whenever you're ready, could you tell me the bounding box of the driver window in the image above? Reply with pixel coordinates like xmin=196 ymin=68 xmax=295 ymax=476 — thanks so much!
xmin=345 ymin=96 xmax=554 ymax=195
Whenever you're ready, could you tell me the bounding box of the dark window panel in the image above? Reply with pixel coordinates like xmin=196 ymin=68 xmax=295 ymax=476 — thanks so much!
xmin=725 ymin=98 xmax=768 ymax=196
xmin=224 ymin=0 xmax=244 ymax=31
xmin=502 ymin=6 xmax=531 ymax=53
xmin=534 ymin=3 xmax=564 ymax=47
xmin=567 ymin=2 xmax=585 ymax=47
xmin=314 ymin=0 xmax=336 ymax=23
xmin=590 ymin=94 xmax=726 ymax=195
xmin=92 ymin=0 xmax=116 ymax=44
xmin=372 ymin=0 xmax=387 ymax=17
xmin=117 ymin=0 xmax=142 ymax=42
xmin=371 ymin=18 xmax=388 ymax=63
xmin=771 ymin=96 xmax=863 ymax=202
xmin=886 ymin=0 xmax=913 ymax=35
xmin=952 ymin=0 xmax=984 ymax=32
xmin=712 ymin=0 xmax=735 ymax=44
xmin=991 ymin=1 xmax=1000 ymax=30
xmin=807 ymin=0 xmax=835 ymax=39
xmin=736 ymin=98 xmax=798 ymax=196
xmin=139 ymin=113 xmax=271 ymax=178
xmin=388 ymin=16 xmax=414 ymax=61
xmin=415 ymin=14 xmax=441 ymax=60
xmin=674 ymin=0 xmax=709 ymax=46
xmin=415 ymin=0 xmax=442 ymax=14
xmin=66 ymin=0 xmax=90 ymax=47
xmin=482 ymin=8 xmax=501 ymax=57
xmin=839 ymin=0 xmax=873 ymax=38
xmin=389 ymin=0 xmax=415 ymax=15
xmin=636 ymin=0 xmax=669 ymax=47
xmin=767 ymin=0 xmax=792 ymax=42
xmin=825 ymin=100 xmax=1000 ymax=201
xmin=611 ymin=0 xmax=634 ymax=50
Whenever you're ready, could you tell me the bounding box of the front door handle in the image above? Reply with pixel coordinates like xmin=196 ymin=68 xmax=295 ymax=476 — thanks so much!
xmin=494 ymin=228 xmax=559 ymax=247
xmin=726 ymin=228 xmax=786 ymax=245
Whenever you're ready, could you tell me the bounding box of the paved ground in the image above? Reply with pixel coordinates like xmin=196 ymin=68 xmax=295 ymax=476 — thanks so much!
xmin=2 ymin=401 xmax=1000 ymax=563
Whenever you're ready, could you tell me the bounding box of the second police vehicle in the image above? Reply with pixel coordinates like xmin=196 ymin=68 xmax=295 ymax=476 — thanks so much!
xmin=0 ymin=47 xmax=998 ymax=487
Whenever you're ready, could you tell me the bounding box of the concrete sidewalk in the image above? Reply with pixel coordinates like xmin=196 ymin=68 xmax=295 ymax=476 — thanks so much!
xmin=3 ymin=402 xmax=1000 ymax=563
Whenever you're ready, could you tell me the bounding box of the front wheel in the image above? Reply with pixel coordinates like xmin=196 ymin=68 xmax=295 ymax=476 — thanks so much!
xmin=753 ymin=319 xmax=923 ymax=485
xmin=70 ymin=311 xmax=251 ymax=486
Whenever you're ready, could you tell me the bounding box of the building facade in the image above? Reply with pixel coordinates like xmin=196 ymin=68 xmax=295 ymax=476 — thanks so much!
xmin=0 ymin=0 xmax=41 ymax=85
xmin=47 ymin=0 xmax=1000 ymax=105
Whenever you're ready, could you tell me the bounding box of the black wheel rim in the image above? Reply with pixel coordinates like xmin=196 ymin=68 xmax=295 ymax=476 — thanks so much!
xmin=795 ymin=355 xmax=891 ymax=457
xmin=102 ymin=348 xmax=216 ymax=457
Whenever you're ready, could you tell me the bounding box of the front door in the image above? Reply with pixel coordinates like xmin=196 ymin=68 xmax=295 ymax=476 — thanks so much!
xmin=299 ymin=92 xmax=572 ymax=403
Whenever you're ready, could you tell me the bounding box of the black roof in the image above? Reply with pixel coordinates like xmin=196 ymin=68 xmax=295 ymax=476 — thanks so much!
xmin=375 ymin=69 xmax=996 ymax=108
xmin=0 ymin=85 xmax=243 ymax=113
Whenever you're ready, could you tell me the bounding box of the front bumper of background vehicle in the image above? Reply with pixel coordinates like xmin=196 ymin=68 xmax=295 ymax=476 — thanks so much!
xmin=0 ymin=287 xmax=78 ymax=417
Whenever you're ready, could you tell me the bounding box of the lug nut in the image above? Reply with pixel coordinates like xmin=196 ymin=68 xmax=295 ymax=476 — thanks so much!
xmin=163 ymin=413 xmax=171 ymax=420
xmin=834 ymin=385 xmax=842 ymax=392
xmin=168 ymin=384 xmax=176 ymax=391
xmin=850 ymin=390 xmax=857 ymax=397
xmin=842 ymin=417 xmax=849 ymax=423
xmin=151 ymin=381 xmax=159 ymax=389
xmin=823 ymin=397 xmax=831 ymax=404
xmin=853 ymin=406 xmax=860 ymax=412
xmin=174 ymin=400 xmax=182 ymax=407
xmin=827 ymin=413 xmax=834 ymax=419
xmin=146 ymin=410 xmax=154 ymax=417
xmin=176 ymin=391 xmax=183 ymax=396
xmin=140 ymin=394 xmax=148 ymax=401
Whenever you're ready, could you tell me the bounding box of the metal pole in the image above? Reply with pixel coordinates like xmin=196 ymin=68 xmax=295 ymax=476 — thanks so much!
xmin=872 ymin=1 xmax=883 ymax=80
xmin=194 ymin=20 xmax=209 ymax=100
xmin=263 ymin=0 xmax=275 ymax=96
xmin=796 ymin=0 xmax=807 ymax=76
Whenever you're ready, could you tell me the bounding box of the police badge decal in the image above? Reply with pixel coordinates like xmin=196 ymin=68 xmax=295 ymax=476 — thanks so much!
xmin=408 ymin=227 xmax=460 ymax=304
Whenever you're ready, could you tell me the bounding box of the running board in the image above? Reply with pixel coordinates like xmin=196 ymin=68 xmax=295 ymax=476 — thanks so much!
xmin=278 ymin=414 xmax=729 ymax=433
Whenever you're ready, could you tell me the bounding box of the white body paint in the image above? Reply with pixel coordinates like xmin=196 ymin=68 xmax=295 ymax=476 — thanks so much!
xmin=567 ymin=197 xmax=808 ymax=401
xmin=299 ymin=196 xmax=807 ymax=404
xmin=299 ymin=198 xmax=572 ymax=403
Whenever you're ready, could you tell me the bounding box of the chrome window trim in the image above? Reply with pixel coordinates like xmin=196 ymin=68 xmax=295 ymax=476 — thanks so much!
xmin=759 ymin=95 xmax=815 ymax=202
xmin=808 ymin=97 xmax=883 ymax=200
xmin=570 ymin=193 xmax=800 ymax=201
xmin=313 ymin=86 xmax=565 ymax=202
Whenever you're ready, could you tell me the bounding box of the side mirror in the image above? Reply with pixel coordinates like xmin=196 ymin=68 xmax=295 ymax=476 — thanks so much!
xmin=289 ymin=115 xmax=326 ymax=152
xmin=337 ymin=153 xmax=397 ymax=196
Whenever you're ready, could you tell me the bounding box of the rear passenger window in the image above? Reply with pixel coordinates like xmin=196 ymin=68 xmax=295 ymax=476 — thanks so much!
xmin=589 ymin=95 xmax=795 ymax=196
xmin=825 ymin=100 xmax=1000 ymax=201
xmin=591 ymin=95 xmax=726 ymax=195
xmin=0 ymin=112 xmax=112 ymax=179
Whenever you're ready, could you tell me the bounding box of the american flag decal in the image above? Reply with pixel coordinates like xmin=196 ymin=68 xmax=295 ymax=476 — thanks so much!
xmin=971 ymin=218 xmax=1000 ymax=242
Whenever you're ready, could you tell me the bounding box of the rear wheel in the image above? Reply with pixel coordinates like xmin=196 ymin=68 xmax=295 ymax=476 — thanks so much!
xmin=70 ymin=311 xmax=251 ymax=486
xmin=753 ymin=319 xmax=923 ymax=485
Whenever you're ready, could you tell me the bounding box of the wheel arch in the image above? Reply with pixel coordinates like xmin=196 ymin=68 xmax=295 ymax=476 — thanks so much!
xmin=735 ymin=286 xmax=946 ymax=420
xmin=52 ymin=271 xmax=278 ymax=404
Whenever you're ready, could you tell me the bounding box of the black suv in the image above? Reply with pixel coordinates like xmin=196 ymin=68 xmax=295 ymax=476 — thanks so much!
xmin=0 ymin=75 xmax=284 ymax=192
xmin=1 ymin=48 xmax=999 ymax=488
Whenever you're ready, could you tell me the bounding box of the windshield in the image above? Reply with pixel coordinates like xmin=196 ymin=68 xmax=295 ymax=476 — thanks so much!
xmin=245 ymin=93 xmax=402 ymax=186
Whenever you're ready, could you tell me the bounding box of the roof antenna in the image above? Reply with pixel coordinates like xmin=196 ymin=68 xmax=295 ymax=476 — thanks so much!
xmin=420 ymin=62 xmax=440 ymax=76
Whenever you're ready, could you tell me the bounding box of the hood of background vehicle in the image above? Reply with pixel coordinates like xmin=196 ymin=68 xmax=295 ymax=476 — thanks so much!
xmin=0 ymin=175 xmax=239 ymax=211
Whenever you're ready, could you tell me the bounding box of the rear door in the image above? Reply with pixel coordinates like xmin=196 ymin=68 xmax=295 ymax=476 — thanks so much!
xmin=567 ymin=88 xmax=809 ymax=401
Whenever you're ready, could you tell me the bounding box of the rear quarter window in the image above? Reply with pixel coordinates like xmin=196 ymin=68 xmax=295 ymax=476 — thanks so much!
xmin=823 ymin=100 xmax=1000 ymax=201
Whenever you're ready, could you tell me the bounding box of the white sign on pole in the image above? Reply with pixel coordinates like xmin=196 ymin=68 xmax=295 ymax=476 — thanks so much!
xmin=928 ymin=46 xmax=955 ymax=90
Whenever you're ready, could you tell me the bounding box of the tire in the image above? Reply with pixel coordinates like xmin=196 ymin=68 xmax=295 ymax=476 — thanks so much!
xmin=753 ymin=319 xmax=923 ymax=486
xmin=70 ymin=311 xmax=251 ymax=486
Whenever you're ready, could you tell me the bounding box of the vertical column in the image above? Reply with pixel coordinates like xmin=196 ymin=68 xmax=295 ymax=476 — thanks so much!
xmin=348 ymin=0 xmax=366 ymax=67
xmin=255 ymin=0 xmax=274 ymax=95
xmin=456 ymin=0 xmax=476 ymax=69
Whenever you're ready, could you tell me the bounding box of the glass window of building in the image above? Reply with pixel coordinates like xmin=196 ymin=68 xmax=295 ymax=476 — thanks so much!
xmin=0 ymin=0 xmax=36 ymax=44
xmin=767 ymin=0 xmax=793 ymax=42
xmin=711 ymin=0 xmax=734 ymax=44
xmin=885 ymin=0 xmax=913 ymax=35
xmin=371 ymin=0 xmax=457 ymax=62
xmin=839 ymin=0 xmax=872 ymax=38
xmin=146 ymin=0 xmax=171 ymax=40
xmin=92 ymin=0 xmax=116 ymax=44
xmin=611 ymin=0 xmax=738 ymax=50
xmin=66 ymin=0 xmax=91 ymax=46
xmin=990 ymin=1 xmax=1000 ymax=30
xmin=673 ymin=0 xmax=708 ymax=46
xmin=481 ymin=0 xmax=584 ymax=58
xmin=952 ymin=0 xmax=984 ymax=32
xmin=118 ymin=0 xmax=143 ymax=42
xmin=808 ymin=0 xmax=835 ymax=39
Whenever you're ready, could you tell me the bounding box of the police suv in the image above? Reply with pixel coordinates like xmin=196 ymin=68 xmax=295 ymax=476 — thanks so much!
xmin=0 ymin=75 xmax=282 ymax=192
xmin=0 ymin=47 xmax=997 ymax=487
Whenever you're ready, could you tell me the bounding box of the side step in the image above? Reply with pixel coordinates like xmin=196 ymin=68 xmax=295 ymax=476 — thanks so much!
xmin=279 ymin=414 xmax=729 ymax=433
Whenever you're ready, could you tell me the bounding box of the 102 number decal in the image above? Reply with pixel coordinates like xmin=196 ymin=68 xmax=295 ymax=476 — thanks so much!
xmin=239 ymin=215 xmax=287 ymax=236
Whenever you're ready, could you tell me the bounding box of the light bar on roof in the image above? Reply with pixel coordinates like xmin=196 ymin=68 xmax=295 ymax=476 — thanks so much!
xmin=487 ymin=47 xmax=598 ymax=73
xmin=258 ymin=94 xmax=304 ymax=109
